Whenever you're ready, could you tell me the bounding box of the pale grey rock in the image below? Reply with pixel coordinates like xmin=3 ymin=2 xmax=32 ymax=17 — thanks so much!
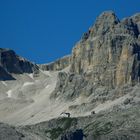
xmin=12 ymin=103 xmax=140 ymax=140
xmin=52 ymin=11 xmax=140 ymax=101
xmin=40 ymin=55 xmax=71 ymax=71
xmin=50 ymin=72 xmax=88 ymax=100
xmin=0 ymin=122 xmax=26 ymax=140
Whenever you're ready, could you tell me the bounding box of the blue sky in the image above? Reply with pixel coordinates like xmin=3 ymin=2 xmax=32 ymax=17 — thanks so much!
xmin=0 ymin=0 xmax=140 ymax=64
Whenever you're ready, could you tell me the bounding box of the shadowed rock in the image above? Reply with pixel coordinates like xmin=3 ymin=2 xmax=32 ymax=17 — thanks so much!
xmin=0 ymin=48 xmax=39 ymax=80
xmin=61 ymin=129 xmax=84 ymax=140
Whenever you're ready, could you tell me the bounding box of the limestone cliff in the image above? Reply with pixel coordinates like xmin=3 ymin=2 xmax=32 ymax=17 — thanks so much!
xmin=39 ymin=55 xmax=71 ymax=71
xmin=52 ymin=11 xmax=140 ymax=100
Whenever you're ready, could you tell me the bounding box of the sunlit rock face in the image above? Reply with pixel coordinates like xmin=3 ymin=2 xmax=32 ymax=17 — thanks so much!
xmin=52 ymin=11 xmax=140 ymax=100
xmin=39 ymin=55 xmax=71 ymax=71
xmin=70 ymin=11 xmax=140 ymax=87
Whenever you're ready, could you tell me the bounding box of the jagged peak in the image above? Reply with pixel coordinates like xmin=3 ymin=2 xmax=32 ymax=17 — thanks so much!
xmin=86 ymin=11 xmax=120 ymax=37
xmin=98 ymin=11 xmax=118 ymax=18
xmin=131 ymin=13 xmax=140 ymax=20
xmin=0 ymin=47 xmax=39 ymax=75
xmin=120 ymin=13 xmax=140 ymax=26
xmin=0 ymin=48 xmax=13 ymax=52
xmin=121 ymin=13 xmax=140 ymax=24
xmin=95 ymin=11 xmax=120 ymax=25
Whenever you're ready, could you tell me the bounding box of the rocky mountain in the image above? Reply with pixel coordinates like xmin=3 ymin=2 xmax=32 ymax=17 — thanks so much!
xmin=52 ymin=11 xmax=140 ymax=101
xmin=39 ymin=55 xmax=71 ymax=71
xmin=0 ymin=48 xmax=39 ymax=80
xmin=0 ymin=11 xmax=140 ymax=140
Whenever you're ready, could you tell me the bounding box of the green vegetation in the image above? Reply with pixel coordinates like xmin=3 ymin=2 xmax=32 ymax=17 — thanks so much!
xmin=59 ymin=117 xmax=77 ymax=129
xmin=45 ymin=127 xmax=63 ymax=140
xmin=84 ymin=121 xmax=113 ymax=138
xmin=45 ymin=117 xmax=77 ymax=139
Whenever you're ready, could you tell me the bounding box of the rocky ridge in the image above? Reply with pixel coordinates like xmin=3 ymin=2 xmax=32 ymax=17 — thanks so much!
xmin=39 ymin=55 xmax=71 ymax=71
xmin=0 ymin=48 xmax=39 ymax=80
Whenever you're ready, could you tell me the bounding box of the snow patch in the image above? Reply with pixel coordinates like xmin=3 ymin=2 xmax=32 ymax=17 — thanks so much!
xmin=40 ymin=70 xmax=51 ymax=77
xmin=45 ymin=85 xmax=50 ymax=89
xmin=91 ymin=37 xmax=98 ymax=41
xmin=1 ymin=81 xmax=7 ymax=86
xmin=7 ymin=90 xmax=12 ymax=98
xmin=23 ymin=82 xmax=34 ymax=87
xmin=28 ymin=74 xmax=34 ymax=79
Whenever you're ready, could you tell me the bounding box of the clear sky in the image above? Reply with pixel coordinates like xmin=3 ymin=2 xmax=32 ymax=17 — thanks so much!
xmin=0 ymin=0 xmax=140 ymax=64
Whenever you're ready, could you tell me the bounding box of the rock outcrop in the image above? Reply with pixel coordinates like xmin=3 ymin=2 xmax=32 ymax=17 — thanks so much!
xmin=0 ymin=123 xmax=25 ymax=140
xmin=39 ymin=55 xmax=71 ymax=71
xmin=70 ymin=11 xmax=140 ymax=86
xmin=52 ymin=11 xmax=140 ymax=100
xmin=0 ymin=66 xmax=15 ymax=80
xmin=0 ymin=122 xmax=41 ymax=140
xmin=0 ymin=48 xmax=39 ymax=80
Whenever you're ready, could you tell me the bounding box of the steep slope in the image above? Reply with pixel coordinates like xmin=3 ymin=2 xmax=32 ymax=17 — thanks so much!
xmin=0 ymin=122 xmax=43 ymax=140
xmin=20 ymin=102 xmax=140 ymax=140
xmin=0 ymin=70 xmax=57 ymax=125
xmin=40 ymin=55 xmax=71 ymax=71
xmin=0 ymin=48 xmax=39 ymax=80
xmin=0 ymin=65 xmax=15 ymax=80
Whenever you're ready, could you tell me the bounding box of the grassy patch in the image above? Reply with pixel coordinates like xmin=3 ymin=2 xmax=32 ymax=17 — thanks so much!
xmin=45 ymin=118 xmax=77 ymax=139
xmin=84 ymin=121 xmax=113 ymax=138
xmin=59 ymin=117 xmax=77 ymax=129
xmin=45 ymin=127 xmax=63 ymax=140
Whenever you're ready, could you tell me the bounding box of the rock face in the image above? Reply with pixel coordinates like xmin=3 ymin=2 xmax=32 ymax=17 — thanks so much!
xmin=71 ymin=11 xmax=140 ymax=86
xmin=40 ymin=55 xmax=71 ymax=71
xmin=0 ymin=122 xmax=41 ymax=140
xmin=0 ymin=66 xmax=15 ymax=80
xmin=52 ymin=11 xmax=140 ymax=100
xmin=0 ymin=48 xmax=39 ymax=80
xmin=0 ymin=123 xmax=25 ymax=140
